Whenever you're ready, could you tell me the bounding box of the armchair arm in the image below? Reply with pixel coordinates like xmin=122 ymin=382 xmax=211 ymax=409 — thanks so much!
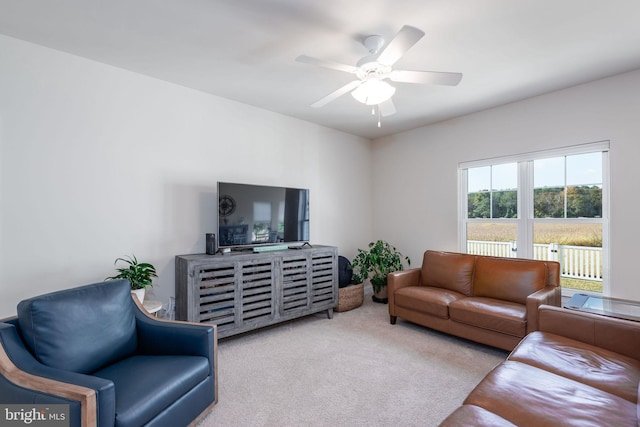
xmin=538 ymin=305 xmax=640 ymax=360
xmin=0 ymin=323 xmax=115 ymax=427
xmin=133 ymin=300 xmax=216 ymax=358
xmin=133 ymin=300 xmax=217 ymax=402
xmin=526 ymin=285 xmax=561 ymax=333
xmin=388 ymin=268 xmax=421 ymax=315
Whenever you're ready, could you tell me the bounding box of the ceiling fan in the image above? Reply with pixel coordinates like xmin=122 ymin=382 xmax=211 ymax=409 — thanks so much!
xmin=296 ymin=25 xmax=462 ymax=121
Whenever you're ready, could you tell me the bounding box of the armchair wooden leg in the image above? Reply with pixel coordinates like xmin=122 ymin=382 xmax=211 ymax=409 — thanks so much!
xmin=390 ymin=315 xmax=397 ymax=324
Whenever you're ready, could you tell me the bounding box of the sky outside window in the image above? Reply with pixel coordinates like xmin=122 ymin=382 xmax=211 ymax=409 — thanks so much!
xmin=468 ymin=166 xmax=490 ymax=192
xmin=469 ymin=155 xmax=602 ymax=192
xmin=535 ymin=153 xmax=602 ymax=188
xmin=567 ymin=152 xmax=602 ymax=186
xmin=492 ymin=163 xmax=517 ymax=190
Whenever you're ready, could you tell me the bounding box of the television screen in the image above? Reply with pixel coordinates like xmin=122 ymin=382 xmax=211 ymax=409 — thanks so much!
xmin=217 ymin=182 xmax=310 ymax=248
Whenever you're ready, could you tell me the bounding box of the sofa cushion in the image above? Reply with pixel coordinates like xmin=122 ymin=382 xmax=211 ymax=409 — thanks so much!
xmin=464 ymin=361 xmax=637 ymax=426
xmin=473 ymin=257 xmax=546 ymax=304
xmin=449 ymin=297 xmax=526 ymax=337
xmin=421 ymin=251 xmax=476 ymax=296
xmin=93 ymin=355 xmax=210 ymax=427
xmin=394 ymin=286 xmax=465 ymax=319
xmin=17 ymin=280 xmax=137 ymax=374
xmin=509 ymin=331 xmax=640 ymax=403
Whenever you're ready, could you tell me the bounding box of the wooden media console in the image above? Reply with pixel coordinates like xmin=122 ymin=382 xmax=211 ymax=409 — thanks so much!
xmin=175 ymin=245 xmax=338 ymax=338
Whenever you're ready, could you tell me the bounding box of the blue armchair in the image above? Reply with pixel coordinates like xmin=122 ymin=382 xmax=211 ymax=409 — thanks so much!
xmin=0 ymin=280 xmax=217 ymax=427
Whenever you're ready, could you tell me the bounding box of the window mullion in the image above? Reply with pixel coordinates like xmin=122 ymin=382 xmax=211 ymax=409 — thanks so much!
xmin=459 ymin=168 xmax=469 ymax=251
xmin=489 ymin=166 xmax=493 ymax=218
xmin=601 ymin=151 xmax=610 ymax=295
xmin=516 ymin=161 xmax=533 ymax=259
xmin=564 ymin=156 xmax=568 ymax=219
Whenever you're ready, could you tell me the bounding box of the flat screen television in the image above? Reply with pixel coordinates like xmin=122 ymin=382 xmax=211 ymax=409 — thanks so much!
xmin=217 ymin=182 xmax=310 ymax=248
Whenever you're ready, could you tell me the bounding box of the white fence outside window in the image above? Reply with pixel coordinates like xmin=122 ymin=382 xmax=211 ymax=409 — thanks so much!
xmin=467 ymin=241 xmax=602 ymax=281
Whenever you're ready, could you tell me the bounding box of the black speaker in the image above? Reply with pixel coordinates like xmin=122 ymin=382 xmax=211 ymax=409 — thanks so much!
xmin=206 ymin=233 xmax=217 ymax=255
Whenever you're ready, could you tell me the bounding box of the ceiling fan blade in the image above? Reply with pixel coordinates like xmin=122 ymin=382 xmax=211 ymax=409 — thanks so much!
xmin=389 ymin=70 xmax=463 ymax=86
xmin=376 ymin=25 xmax=425 ymax=66
xmin=378 ymin=98 xmax=396 ymax=117
xmin=296 ymin=55 xmax=358 ymax=74
xmin=311 ymin=80 xmax=362 ymax=108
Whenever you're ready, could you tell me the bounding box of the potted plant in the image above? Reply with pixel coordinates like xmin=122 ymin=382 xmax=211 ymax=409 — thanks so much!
xmin=106 ymin=254 xmax=157 ymax=303
xmin=351 ymin=240 xmax=410 ymax=303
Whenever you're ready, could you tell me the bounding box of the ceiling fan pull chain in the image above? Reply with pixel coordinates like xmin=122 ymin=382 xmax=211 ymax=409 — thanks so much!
xmin=377 ymin=106 xmax=382 ymax=128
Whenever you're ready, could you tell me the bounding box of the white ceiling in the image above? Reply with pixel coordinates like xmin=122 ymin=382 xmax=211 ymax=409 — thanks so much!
xmin=2 ymin=0 xmax=640 ymax=139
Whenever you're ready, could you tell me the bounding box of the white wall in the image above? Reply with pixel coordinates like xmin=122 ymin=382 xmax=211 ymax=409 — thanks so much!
xmin=4 ymin=32 xmax=638 ymax=316
xmin=0 ymin=35 xmax=373 ymax=317
xmin=372 ymin=69 xmax=640 ymax=300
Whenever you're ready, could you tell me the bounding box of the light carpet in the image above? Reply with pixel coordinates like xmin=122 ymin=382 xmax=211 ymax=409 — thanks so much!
xmin=197 ymin=292 xmax=508 ymax=427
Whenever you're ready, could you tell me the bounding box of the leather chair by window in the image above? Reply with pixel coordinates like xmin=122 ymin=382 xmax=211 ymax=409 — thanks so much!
xmin=0 ymin=279 xmax=217 ymax=427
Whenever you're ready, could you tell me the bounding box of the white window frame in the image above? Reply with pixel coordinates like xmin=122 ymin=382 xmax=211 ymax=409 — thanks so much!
xmin=458 ymin=141 xmax=610 ymax=297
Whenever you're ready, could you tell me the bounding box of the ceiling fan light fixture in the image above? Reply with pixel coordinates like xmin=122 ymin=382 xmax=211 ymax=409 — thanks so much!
xmin=351 ymin=79 xmax=396 ymax=106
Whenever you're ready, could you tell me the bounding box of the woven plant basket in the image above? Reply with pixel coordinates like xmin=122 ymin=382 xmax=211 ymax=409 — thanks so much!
xmin=335 ymin=282 xmax=364 ymax=312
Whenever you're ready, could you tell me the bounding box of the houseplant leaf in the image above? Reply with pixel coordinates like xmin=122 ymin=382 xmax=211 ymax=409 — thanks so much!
xmin=351 ymin=240 xmax=410 ymax=293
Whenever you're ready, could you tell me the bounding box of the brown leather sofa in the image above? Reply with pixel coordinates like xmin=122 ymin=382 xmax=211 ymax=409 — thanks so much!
xmin=388 ymin=250 xmax=561 ymax=351
xmin=439 ymin=305 xmax=640 ymax=426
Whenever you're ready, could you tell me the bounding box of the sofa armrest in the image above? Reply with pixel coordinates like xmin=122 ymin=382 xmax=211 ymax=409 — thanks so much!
xmin=388 ymin=268 xmax=421 ymax=291
xmin=538 ymin=305 xmax=640 ymax=359
xmin=0 ymin=322 xmax=114 ymax=427
xmin=388 ymin=268 xmax=421 ymax=315
xmin=526 ymin=285 xmax=561 ymax=333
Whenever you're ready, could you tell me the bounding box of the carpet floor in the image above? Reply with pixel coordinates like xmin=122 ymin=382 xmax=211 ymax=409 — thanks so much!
xmin=197 ymin=291 xmax=508 ymax=427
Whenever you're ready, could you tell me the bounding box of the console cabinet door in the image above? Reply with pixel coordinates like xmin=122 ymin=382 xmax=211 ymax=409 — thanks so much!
xmin=311 ymin=250 xmax=337 ymax=309
xmin=281 ymin=254 xmax=311 ymax=317
xmin=191 ymin=260 xmax=236 ymax=336
xmin=237 ymin=258 xmax=276 ymax=330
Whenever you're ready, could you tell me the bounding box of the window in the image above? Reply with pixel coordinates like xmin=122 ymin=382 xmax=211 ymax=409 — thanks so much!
xmin=459 ymin=142 xmax=609 ymax=295
xmin=253 ymin=201 xmax=272 ymax=242
xmin=467 ymin=163 xmax=518 ymax=219
xmin=534 ymin=152 xmax=603 ymax=219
